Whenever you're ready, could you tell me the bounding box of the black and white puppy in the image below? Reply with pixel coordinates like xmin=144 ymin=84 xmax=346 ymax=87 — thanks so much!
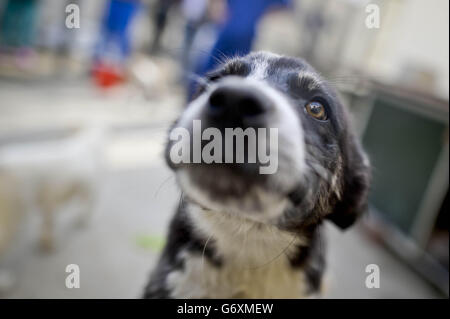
xmin=143 ymin=52 xmax=370 ymax=298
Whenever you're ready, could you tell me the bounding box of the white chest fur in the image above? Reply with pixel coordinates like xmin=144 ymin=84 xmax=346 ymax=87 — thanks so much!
xmin=166 ymin=204 xmax=309 ymax=298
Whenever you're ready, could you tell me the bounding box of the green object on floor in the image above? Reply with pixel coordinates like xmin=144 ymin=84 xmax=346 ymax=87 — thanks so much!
xmin=135 ymin=234 xmax=165 ymax=252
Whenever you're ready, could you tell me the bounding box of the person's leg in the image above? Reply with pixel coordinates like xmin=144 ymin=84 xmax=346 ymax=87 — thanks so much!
xmin=187 ymin=27 xmax=254 ymax=99
xmin=150 ymin=0 xmax=173 ymax=53
xmin=0 ymin=0 xmax=38 ymax=49
xmin=95 ymin=0 xmax=139 ymax=63
xmin=201 ymin=29 xmax=253 ymax=73
xmin=0 ymin=0 xmax=18 ymax=48
xmin=19 ymin=0 xmax=39 ymax=49
xmin=116 ymin=2 xmax=140 ymax=60
xmin=181 ymin=21 xmax=198 ymax=73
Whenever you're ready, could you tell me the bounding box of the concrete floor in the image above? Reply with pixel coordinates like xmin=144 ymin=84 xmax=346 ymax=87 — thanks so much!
xmin=0 ymin=75 xmax=444 ymax=299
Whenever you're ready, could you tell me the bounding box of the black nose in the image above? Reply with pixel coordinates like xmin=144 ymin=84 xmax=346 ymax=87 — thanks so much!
xmin=207 ymin=85 xmax=270 ymax=125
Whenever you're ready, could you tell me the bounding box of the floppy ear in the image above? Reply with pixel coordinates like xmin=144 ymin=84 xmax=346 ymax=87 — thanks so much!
xmin=327 ymin=133 xmax=371 ymax=229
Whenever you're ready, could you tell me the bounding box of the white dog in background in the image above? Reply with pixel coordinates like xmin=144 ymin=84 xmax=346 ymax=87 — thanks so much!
xmin=0 ymin=126 xmax=105 ymax=293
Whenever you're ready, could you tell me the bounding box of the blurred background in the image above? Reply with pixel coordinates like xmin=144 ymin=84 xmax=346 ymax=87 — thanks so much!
xmin=0 ymin=0 xmax=448 ymax=298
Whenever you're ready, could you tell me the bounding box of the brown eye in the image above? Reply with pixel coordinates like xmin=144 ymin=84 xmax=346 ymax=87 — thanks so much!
xmin=305 ymin=101 xmax=328 ymax=121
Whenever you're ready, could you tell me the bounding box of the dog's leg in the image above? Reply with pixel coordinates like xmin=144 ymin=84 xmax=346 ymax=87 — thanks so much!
xmin=0 ymin=174 xmax=21 ymax=295
xmin=37 ymin=182 xmax=75 ymax=251
xmin=74 ymin=182 xmax=96 ymax=228
xmin=37 ymin=186 xmax=55 ymax=252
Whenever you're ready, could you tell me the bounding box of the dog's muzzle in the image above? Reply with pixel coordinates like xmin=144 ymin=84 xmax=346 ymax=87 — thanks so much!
xmin=168 ymin=76 xmax=304 ymax=214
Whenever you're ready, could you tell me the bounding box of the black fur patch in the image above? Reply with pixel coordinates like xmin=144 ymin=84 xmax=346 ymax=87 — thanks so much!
xmin=142 ymin=200 xmax=221 ymax=298
xmin=288 ymin=226 xmax=326 ymax=293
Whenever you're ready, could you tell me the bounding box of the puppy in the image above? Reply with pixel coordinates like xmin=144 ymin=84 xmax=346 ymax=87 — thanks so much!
xmin=143 ymin=52 xmax=370 ymax=298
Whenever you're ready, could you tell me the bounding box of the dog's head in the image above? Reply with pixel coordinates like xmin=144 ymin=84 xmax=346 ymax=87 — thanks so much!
xmin=166 ymin=52 xmax=370 ymax=231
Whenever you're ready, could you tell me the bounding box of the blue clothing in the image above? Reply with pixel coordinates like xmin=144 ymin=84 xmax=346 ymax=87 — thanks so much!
xmin=189 ymin=0 xmax=290 ymax=98
xmin=95 ymin=0 xmax=140 ymax=62
xmin=201 ymin=0 xmax=290 ymax=73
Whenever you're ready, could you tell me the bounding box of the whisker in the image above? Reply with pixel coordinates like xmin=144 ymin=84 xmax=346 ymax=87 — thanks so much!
xmin=160 ymin=46 xmax=235 ymax=68
xmin=154 ymin=175 xmax=175 ymax=198
xmin=201 ymin=234 xmax=213 ymax=286
xmin=248 ymin=233 xmax=299 ymax=270
xmin=185 ymin=71 xmax=210 ymax=87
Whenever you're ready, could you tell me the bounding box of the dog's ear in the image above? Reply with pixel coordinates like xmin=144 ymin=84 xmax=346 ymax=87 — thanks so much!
xmin=326 ymin=133 xmax=371 ymax=230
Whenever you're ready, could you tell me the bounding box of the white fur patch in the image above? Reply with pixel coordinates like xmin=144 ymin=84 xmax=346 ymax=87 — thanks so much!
xmin=248 ymin=52 xmax=281 ymax=81
xmin=165 ymin=204 xmax=309 ymax=298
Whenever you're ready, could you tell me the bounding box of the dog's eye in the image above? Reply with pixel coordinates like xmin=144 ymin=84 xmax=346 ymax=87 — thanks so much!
xmin=305 ymin=101 xmax=328 ymax=121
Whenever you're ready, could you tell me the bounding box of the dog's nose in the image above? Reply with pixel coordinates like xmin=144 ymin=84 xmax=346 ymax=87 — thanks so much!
xmin=207 ymin=85 xmax=271 ymax=124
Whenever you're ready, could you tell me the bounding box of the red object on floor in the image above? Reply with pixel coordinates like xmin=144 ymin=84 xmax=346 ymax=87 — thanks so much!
xmin=92 ymin=63 xmax=125 ymax=88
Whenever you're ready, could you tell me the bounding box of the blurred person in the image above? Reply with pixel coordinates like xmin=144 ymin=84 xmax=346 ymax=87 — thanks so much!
xmin=189 ymin=0 xmax=292 ymax=98
xmin=92 ymin=0 xmax=141 ymax=88
xmin=181 ymin=0 xmax=209 ymax=70
xmin=180 ymin=0 xmax=226 ymax=85
xmin=35 ymin=0 xmax=104 ymax=77
xmin=0 ymin=0 xmax=39 ymax=69
xmin=149 ymin=0 xmax=180 ymax=54
xmin=299 ymin=0 xmax=326 ymax=63
xmin=38 ymin=0 xmax=81 ymax=55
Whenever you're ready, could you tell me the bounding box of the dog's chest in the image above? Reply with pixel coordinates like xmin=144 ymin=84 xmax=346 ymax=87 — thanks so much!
xmin=166 ymin=206 xmax=308 ymax=298
xmin=167 ymin=250 xmax=307 ymax=298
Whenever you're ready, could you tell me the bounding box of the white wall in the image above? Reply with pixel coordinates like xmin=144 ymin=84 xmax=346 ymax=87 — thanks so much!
xmin=345 ymin=0 xmax=449 ymax=99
